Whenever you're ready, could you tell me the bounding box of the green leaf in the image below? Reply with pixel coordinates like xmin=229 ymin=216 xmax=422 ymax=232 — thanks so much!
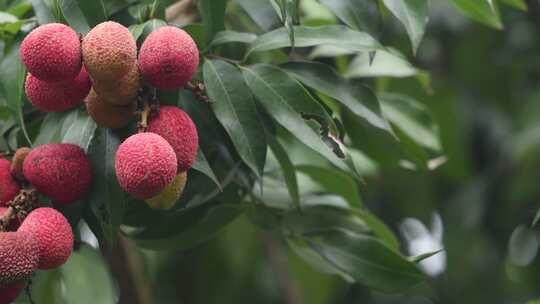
xmin=192 ymin=148 xmax=221 ymax=189
xmin=317 ymin=0 xmax=380 ymax=36
xmin=246 ymin=25 xmax=383 ymax=57
xmin=296 ymin=165 xmax=361 ymax=208
xmin=204 ymin=59 xmax=267 ymax=178
xmin=62 ymin=110 xmax=97 ymax=152
xmin=58 ymin=0 xmax=91 ymax=33
xmin=235 ymin=0 xmax=281 ymax=31
xmin=85 ymin=128 xmax=125 ymax=245
xmin=381 ymin=0 xmax=430 ymax=53
xmin=29 ymin=0 xmax=56 ymax=24
xmin=281 ymin=60 xmax=390 ymax=132
xmin=0 ymin=41 xmax=31 ymax=146
xmin=501 ymin=0 xmax=526 ymax=10
xmin=354 ymin=209 xmax=400 ymax=250
xmin=74 ymin=0 xmax=107 ymax=27
xmin=198 ymin=0 xmax=227 ymax=43
xmin=409 ymin=249 xmax=444 ymax=263
xmin=60 ymin=245 xmax=116 ymax=304
xmin=267 ymin=133 xmax=300 ymax=209
xmin=7 ymin=3 xmax=33 ymax=18
xmin=0 ymin=12 xmax=18 ymax=23
xmin=450 ymin=0 xmax=502 ymax=29
xmin=303 ymin=229 xmax=425 ymax=292
xmin=242 ymin=64 xmax=355 ymax=175
xmin=208 ymin=30 xmax=257 ymax=49
xmin=346 ymin=49 xmax=419 ymax=78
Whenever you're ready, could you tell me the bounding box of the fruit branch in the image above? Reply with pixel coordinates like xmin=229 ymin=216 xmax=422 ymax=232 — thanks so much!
xmin=0 ymin=188 xmax=38 ymax=231
xmin=186 ymin=81 xmax=209 ymax=102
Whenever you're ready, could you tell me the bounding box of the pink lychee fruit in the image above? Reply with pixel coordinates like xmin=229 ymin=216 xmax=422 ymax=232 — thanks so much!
xmin=20 ymin=23 xmax=82 ymax=82
xmin=147 ymin=106 xmax=199 ymax=172
xmin=0 ymin=281 xmax=26 ymax=304
xmin=0 ymin=159 xmax=19 ymax=207
xmin=138 ymin=26 xmax=199 ymax=90
xmin=115 ymin=132 xmax=177 ymax=199
xmin=22 ymin=144 xmax=92 ymax=205
xmin=25 ymin=67 xmax=91 ymax=112
xmin=0 ymin=232 xmax=39 ymax=285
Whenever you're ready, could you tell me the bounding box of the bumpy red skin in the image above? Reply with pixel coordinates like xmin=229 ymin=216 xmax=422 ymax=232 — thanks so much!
xmin=0 ymin=208 xmax=21 ymax=231
xmin=115 ymin=133 xmax=177 ymax=199
xmin=138 ymin=26 xmax=199 ymax=90
xmin=0 ymin=232 xmax=39 ymax=286
xmin=18 ymin=208 xmax=73 ymax=269
xmin=0 ymin=159 xmax=19 ymax=208
xmin=25 ymin=67 xmax=91 ymax=112
xmin=20 ymin=23 xmax=82 ymax=82
xmin=0 ymin=281 xmax=25 ymax=304
xmin=147 ymin=106 xmax=199 ymax=172
xmin=23 ymin=144 xmax=92 ymax=205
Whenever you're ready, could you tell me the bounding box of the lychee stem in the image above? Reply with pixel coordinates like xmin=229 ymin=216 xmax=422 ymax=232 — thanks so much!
xmin=186 ymin=81 xmax=209 ymax=103
xmin=0 ymin=150 xmax=14 ymax=158
xmin=137 ymin=101 xmax=151 ymax=133
xmin=0 ymin=187 xmax=38 ymax=231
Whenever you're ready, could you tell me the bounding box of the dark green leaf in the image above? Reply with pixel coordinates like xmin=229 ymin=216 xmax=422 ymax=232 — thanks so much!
xmin=208 ymin=30 xmax=257 ymax=49
xmin=501 ymin=0 xmax=526 ymax=10
xmin=0 ymin=41 xmax=31 ymax=146
xmin=74 ymin=0 xmax=107 ymax=27
xmin=382 ymin=0 xmax=430 ymax=53
xmin=450 ymin=0 xmax=502 ymax=29
xmin=192 ymin=148 xmax=221 ymax=189
xmin=318 ymin=0 xmax=380 ymax=36
xmin=198 ymin=0 xmax=226 ymax=43
xmin=58 ymin=0 xmax=91 ymax=33
xmin=204 ymin=59 xmax=267 ymax=178
xmin=354 ymin=209 xmax=400 ymax=250
xmin=267 ymin=133 xmax=300 ymax=209
xmin=29 ymin=0 xmax=56 ymax=24
xmin=62 ymin=110 xmax=97 ymax=152
xmin=246 ymin=25 xmax=383 ymax=57
xmin=235 ymin=0 xmax=281 ymax=31
xmin=85 ymin=128 xmax=125 ymax=245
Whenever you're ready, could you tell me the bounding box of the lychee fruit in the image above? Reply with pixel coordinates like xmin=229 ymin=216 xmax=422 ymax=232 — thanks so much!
xmin=0 ymin=281 xmax=25 ymax=304
xmin=138 ymin=26 xmax=199 ymax=90
xmin=0 ymin=232 xmax=39 ymax=285
xmin=25 ymin=67 xmax=91 ymax=112
xmin=145 ymin=171 xmax=187 ymax=210
xmin=82 ymin=21 xmax=137 ymax=81
xmin=147 ymin=106 xmax=198 ymax=171
xmin=23 ymin=144 xmax=92 ymax=205
xmin=0 ymin=159 xmax=19 ymax=207
xmin=92 ymin=64 xmax=140 ymax=106
xmin=115 ymin=133 xmax=177 ymax=199
xmin=0 ymin=208 xmax=21 ymax=231
xmin=20 ymin=23 xmax=82 ymax=82
xmin=9 ymin=147 xmax=30 ymax=182
xmin=86 ymin=89 xmax=136 ymax=129
xmin=18 ymin=207 xmax=73 ymax=269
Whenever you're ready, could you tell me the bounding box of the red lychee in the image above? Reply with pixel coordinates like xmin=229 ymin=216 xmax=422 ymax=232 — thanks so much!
xmin=138 ymin=26 xmax=199 ymax=90
xmin=18 ymin=207 xmax=73 ymax=269
xmin=115 ymin=132 xmax=177 ymax=199
xmin=23 ymin=144 xmax=92 ymax=205
xmin=25 ymin=67 xmax=91 ymax=112
xmin=0 ymin=159 xmax=19 ymax=207
xmin=0 ymin=281 xmax=25 ymax=304
xmin=0 ymin=232 xmax=39 ymax=285
xmin=147 ymin=106 xmax=198 ymax=171
xmin=20 ymin=23 xmax=82 ymax=82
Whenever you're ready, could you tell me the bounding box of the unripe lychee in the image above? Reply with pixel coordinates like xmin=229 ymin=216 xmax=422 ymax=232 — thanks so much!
xmin=20 ymin=23 xmax=82 ymax=82
xmin=92 ymin=64 xmax=140 ymax=106
xmin=0 ymin=232 xmax=39 ymax=285
xmin=25 ymin=67 xmax=91 ymax=112
xmin=0 ymin=281 xmax=25 ymax=304
xmin=115 ymin=133 xmax=177 ymax=199
xmin=86 ymin=89 xmax=136 ymax=129
xmin=82 ymin=21 xmax=137 ymax=81
xmin=9 ymin=147 xmax=30 ymax=182
xmin=138 ymin=26 xmax=199 ymax=90
xmin=0 ymin=208 xmax=21 ymax=231
xmin=18 ymin=208 xmax=73 ymax=269
xmin=0 ymin=159 xmax=19 ymax=207
xmin=23 ymin=144 xmax=92 ymax=205
xmin=147 ymin=106 xmax=198 ymax=171
xmin=145 ymin=171 xmax=187 ymax=210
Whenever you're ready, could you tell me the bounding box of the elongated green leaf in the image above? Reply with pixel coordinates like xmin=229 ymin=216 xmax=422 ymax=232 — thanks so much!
xmin=450 ymin=0 xmax=502 ymax=29
xmin=501 ymin=0 xmax=526 ymax=10
xmin=382 ymin=0 xmax=430 ymax=53
xmin=62 ymin=110 xmax=97 ymax=152
xmin=59 ymin=0 xmax=91 ymax=33
xmin=29 ymin=0 xmax=56 ymax=24
xmin=297 ymin=165 xmax=361 ymax=208
xmin=246 ymin=25 xmax=383 ymax=57
xmin=192 ymin=148 xmax=221 ymax=189
xmin=305 ymin=229 xmax=425 ymax=292
xmin=267 ymin=133 xmax=300 ymax=209
xmin=409 ymin=249 xmax=444 ymax=263
xmin=198 ymin=0 xmax=227 ymax=43
xmin=0 ymin=41 xmax=31 ymax=146
xmin=346 ymin=49 xmax=419 ymax=78
xmin=204 ymin=59 xmax=267 ymax=178
xmin=208 ymin=30 xmax=257 ymax=49
xmin=85 ymin=128 xmax=125 ymax=245
xmin=74 ymin=0 xmax=107 ymax=27
xmin=242 ymin=65 xmax=354 ymax=174
xmin=281 ymin=61 xmax=390 ymax=132
xmin=235 ymin=0 xmax=281 ymax=31
xmin=318 ymin=0 xmax=380 ymax=35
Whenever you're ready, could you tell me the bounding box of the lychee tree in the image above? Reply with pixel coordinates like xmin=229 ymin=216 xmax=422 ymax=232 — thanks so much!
xmin=0 ymin=0 xmax=521 ymax=303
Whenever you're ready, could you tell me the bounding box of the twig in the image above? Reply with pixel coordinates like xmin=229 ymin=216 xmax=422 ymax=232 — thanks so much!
xmin=186 ymin=81 xmax=209 ymax=103
xmin=137 ymin=101 xmax=151 ymax=133
xmin=0 ymin=188 xmax=38 ymax=231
